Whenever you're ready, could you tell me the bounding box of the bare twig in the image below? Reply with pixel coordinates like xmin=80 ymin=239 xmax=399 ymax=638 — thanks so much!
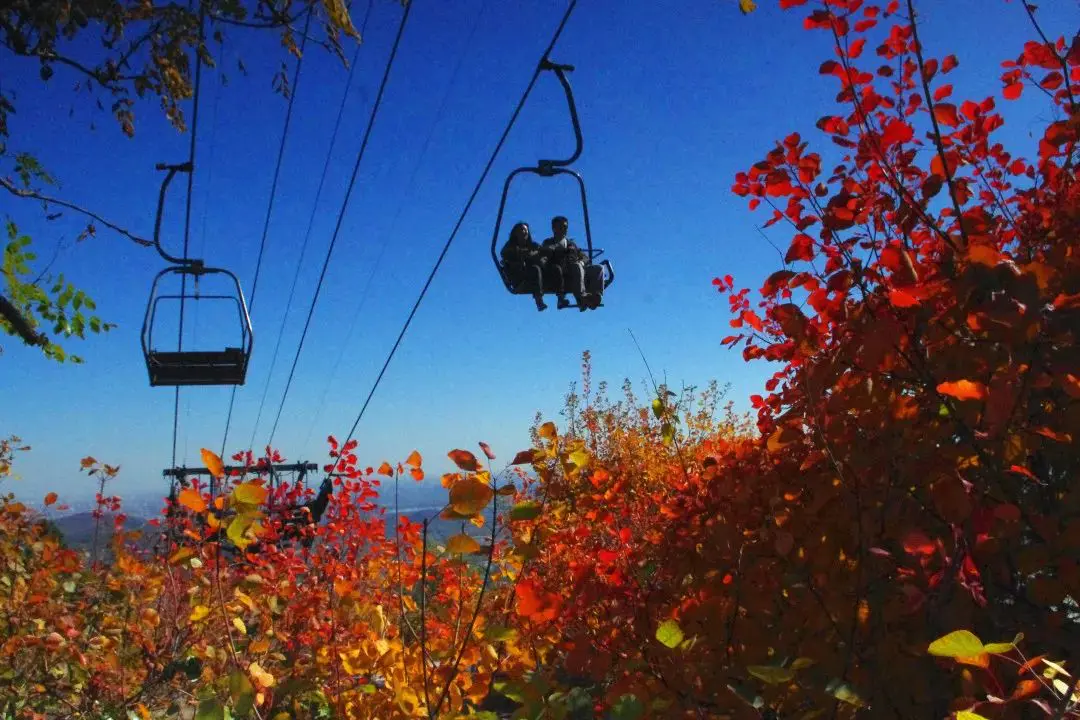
xmin=0 ymin=177 xmax=152 ymax=247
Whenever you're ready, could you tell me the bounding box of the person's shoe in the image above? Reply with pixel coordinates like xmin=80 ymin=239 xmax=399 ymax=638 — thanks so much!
xmin=535 ymin=298 xmax=548 ymax=311
xmin=557 ymin=296 xmax=571 ymax=310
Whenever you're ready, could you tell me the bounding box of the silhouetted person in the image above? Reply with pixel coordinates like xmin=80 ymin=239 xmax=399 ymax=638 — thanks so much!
xmin=500 ymin=222 xmax=547 ymax=311
xmin=541 ymin=215 xmax=586 ymax=310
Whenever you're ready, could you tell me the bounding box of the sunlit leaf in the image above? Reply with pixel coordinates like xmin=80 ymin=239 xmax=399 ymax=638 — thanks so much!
xmin=189 ymin=605 xmax=210 ymax=622
xmin=928 ymin=630 xmax=984 ymax=658
xmin=178 ymin=488 xmax=207 ymax=513
xmin=956 ymin=711 xmax=990 ymax=720
xmin=377 ymin=461 xmax=394 ymax=476
xmin=405 ymin=450 xmax=422 ymax=467
xmin=538 ymin=422 xmax=557 ymax=439
xmin=936 ymin=380 xmax=988 ymax=402
xmin=448 ymin=449 xmax=481 ymax=471
xmin=449 ymin=476 xmax=493 ymax=515
xmin=446 ymin=533 xmax=482 ymax=554
xmin=43 ymin=492 xmax=57 ymax=506
xmin=232 ymin=616 xmax=247 ymax=635
xmin=983 ymin=633 xmax=1023 ymax=654
xmin=656 ymin=619 xmax=684 ymax=648
xmin=233 ymin=481 xmax=267 ymax=506
xmin=479 ymin=441 xmax=495 ymax=460
xmin=511 ymin=449 xmax=537 ymax=465
xmin=201 ymin=448 xmax=225 ymax=479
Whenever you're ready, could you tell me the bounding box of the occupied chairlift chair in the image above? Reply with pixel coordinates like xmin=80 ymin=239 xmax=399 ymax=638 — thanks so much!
xmin=141 ymin=162 xmax=254 ymax=387
xmin=491 ymin=58 xmax=614 ymax=309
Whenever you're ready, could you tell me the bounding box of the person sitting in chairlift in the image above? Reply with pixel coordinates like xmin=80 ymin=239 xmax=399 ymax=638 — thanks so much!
xmin=500 ymin=222 xmax=548 ymax=311
xmin=541 ymin=215 xmax=587 ymax=310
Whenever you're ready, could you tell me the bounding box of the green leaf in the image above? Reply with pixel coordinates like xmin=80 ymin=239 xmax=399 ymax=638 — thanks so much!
xmin=483 ymin=625 xmax=518 ymax=642
xmin=62 ymin=580 xmax=75 ymax=593
xmin=661 ymin=422 xmax=675 ymax=446
xmin=928 ymin=630 xmax=984 ymax=658
xmin=651 ymin=398 xmax=664 ymax=419
xmin=655 ymin=619 xmax=684 ymax=648
xmin=790 ymin=657 xmax=816 ymax=670
xmin=229 ymin=670 xmax=255 ymax=717
xmin=826 ymin=679 xmax=866 ymax=707
xmin=510 ymin=501 xmax=542 ymax=521
xmin=610 ymin=694 xmax=645 ymax=720
xmin=195 ymin=699 xmax=225 ymax=720
xmin=446 ymin=533 xmax=482 ymax=555
xmin=983 ymin=632 xmax=1023 ymax=655
xmin=748 ymin=666 xmax=795 ymax=685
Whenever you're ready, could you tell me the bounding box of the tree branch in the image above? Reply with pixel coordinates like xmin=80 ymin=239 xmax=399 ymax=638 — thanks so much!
xmin=0 ymin=177 xmax=152 ymax=247
xmin=0 ymin=294 xmax=46 ymax=347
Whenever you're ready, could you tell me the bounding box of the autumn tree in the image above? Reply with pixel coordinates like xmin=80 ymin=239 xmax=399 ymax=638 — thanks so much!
xmin=0 ymin=0 xmax=360 ymax=361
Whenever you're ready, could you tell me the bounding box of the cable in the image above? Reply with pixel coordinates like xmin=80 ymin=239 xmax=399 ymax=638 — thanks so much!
xmin=264 ymin=0 xmax=415 ymax=450
xmin=326 ymin=0 xmax=579 ymax=469
xmin=241 ymin=0 xmax=376 ymax=457
xmin=217 ymin=9 xmax=315 ymax=458
xmin=170 ymin=4 xmax=207 ymax=472
xmin=300 ymin=0 xmax=489 ymax=450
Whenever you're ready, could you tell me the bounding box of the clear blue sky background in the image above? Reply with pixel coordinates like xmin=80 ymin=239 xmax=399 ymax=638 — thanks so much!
xmin=1 ymin=0 xmax=1074 ymax=501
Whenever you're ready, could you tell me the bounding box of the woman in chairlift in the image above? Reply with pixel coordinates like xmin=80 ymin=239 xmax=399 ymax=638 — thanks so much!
xmin=499 ymin=222 xmax=549 ymax=311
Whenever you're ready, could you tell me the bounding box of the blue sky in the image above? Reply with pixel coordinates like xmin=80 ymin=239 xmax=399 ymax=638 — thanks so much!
xmin=1 ymin=0 xmax=1074 ymax=501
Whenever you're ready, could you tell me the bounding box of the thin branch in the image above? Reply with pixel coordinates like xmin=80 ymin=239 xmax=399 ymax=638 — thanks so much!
xmin=905 ymin=0 xmax=971 ymax=248
xmin=0 ymin=177 xmax=152 ymax=247
xmin=1021 ymin=3 xmax=1078 ymax=112
xmin=0 ymin=294 xmax=46 ymax=346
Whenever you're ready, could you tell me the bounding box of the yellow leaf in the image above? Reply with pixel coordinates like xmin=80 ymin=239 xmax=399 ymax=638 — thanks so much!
xmin=957 ymin=711 xmax=991 ymax=720
xmin=739 ymin=0 xmax=757 ymax=13
xmin=228 ymin=512 xmax=260 ymax=549
xmin=566 ymin=448 xmax=589 ymax=471
xmin=201 ymin=448 xmax=225 ymax=479
xmin=396 ymin=686 xmax=421 ymax=715
xmin=190 ymin=605 xmax=210 ymax=622
xmin=250 ymin=638 xmax=270 ymax=654
xmin=168 ymin=547 xmax=194 ymax=565
xmin=748 ymin=665 xmax=795 ymax=684
xmin=538 ymin=422 xmax=557 ymax=439
xmin=449 ymin=477 xmax=494 ymax=515
xmin=983 ymin=632 xmax=1023 ymax=654
xmin=178 ymin=488 xmax=207 ymax=513
xmin=928 ymin=630 xmax=984 ymax=658
xmin=233 ymin=481 xmax=267 ymax=506
xmin=405 ymin=450 xmax=422 ymax=467
xmin=446 ymin=533 xmax=482 ymax=554
xmin=249 ymin=661 xmax=275 ymax=688
xmin=232 ymin=617 xmax=247 ymax=635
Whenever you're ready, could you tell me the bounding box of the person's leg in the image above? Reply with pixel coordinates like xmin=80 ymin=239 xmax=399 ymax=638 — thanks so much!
xmin=530 ymin=264 xmax=547 ymax=310
xmin=566 ymin=261 xmax=586 ymax=310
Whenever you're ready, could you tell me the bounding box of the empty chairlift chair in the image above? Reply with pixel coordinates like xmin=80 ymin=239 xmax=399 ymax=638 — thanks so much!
xmin=141 ymin=263 xmax=253 ymax=386
xmin=141 ymin=161 xmax=254 ymax=387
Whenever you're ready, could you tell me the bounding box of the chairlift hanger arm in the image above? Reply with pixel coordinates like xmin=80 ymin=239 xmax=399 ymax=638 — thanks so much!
xmin=537 ymin=57 xmax=583 ymax=168
xmin=152 ymin=162 xmax=201 ymax=267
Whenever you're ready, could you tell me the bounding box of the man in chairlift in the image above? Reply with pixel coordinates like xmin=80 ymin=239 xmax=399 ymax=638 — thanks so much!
xmin=541 ymin=215 xmax=587 ymax=310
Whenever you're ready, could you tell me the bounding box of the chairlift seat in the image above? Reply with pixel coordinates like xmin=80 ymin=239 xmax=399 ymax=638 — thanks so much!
xmin=147 ymin=348 xmax=249 ymax=386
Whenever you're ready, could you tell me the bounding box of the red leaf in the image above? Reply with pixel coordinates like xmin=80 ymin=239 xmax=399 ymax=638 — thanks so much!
xmin=478 ymin=441 xmax=496 ymax=460
xmin=1003 ymin=81 xmax=1023 ymax=100
xmin=741 ymin=310 xmax=764 ymax=332
xmin=888 ymin=288 xmax=920 ymax=308
xmin=937 ymin=379 xmax=988 ymax=401
xmin=848 ymin=38 xmax=866 ymax=59
xmin=44 ymin=492 xmax=58 ymax=507
xmin=880 ymin=118 xmax=914 ymax=148
xmin=933 ymin=84 xmax=953 ymax=101
xmin=942 ymin=54 xmax=959 ymax=73
xmin=784 ymin=233 xmax=815 ymax=263
xmin=779 ymin=0 xmax=808 ymax=6
xmin=511 ymin=449 xmax=537 ymax=465
xmin=448 ymin=449 xmax=480 ymax=471
xmin=933 ymin=103 xmax=960 ymax=127
xmin=1008 ymin=465 xmax=1040 ymax=482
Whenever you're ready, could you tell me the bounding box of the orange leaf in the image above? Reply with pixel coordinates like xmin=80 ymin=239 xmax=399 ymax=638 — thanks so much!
xmin=937 ymin=380 xmax=988 ymax=401
xmin=405 ymin=450 xmax=422 ymax=467
xmin=201 ymin=448 xmax=225 ymax=479
xmin=1063 ymin=374 xmax=1080 ymax=399
xmin=178 ymin=488 xmax=207 ymax=513
xmin=1012 ymin=679 xmax=1041 ymax=699
xmin=967 ymin=245 xmax=1001 ymax=267
xmin=957 ymin=653 xmax=991 ymax=669
xmin=1018 ymin=655 xmax=1046 ymax=676
xmin=448 ymin=449 xmax=480 ymax=471
xmin=43 ymin=492 xmax=57 ymax=507
xmin=410 ymin=468 xmax=424 ymax=482
xmin=80 ymin=456 xmax=97 ymax=469
xmin=511 ymin=449 xmax=537 ymax=465
xmin=377 ymin=462 xmax=395 ymax=477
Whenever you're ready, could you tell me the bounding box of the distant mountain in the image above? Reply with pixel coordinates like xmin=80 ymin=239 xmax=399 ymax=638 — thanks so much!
xmin=49 ymin=512 xmax=154 ymax=552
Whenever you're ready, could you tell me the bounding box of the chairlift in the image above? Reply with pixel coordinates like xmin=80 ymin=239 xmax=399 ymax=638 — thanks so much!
xmin=491 ymin=58 xmax=614 ymax=310
xmin=141 ymin=162 xmax=254 ymax=387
